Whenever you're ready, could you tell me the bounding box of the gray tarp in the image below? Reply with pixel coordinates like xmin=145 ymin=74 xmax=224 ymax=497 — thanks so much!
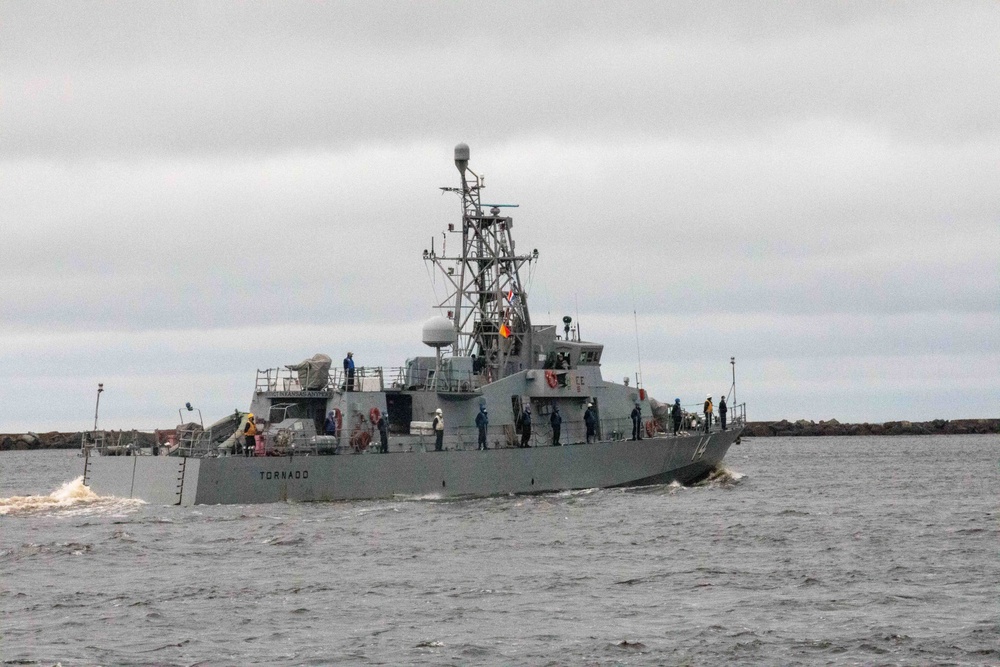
xmin=286 ymin=353 xmax=332 ymax=390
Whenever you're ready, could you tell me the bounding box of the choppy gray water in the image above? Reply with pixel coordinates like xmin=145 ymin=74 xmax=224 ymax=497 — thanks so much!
xmin=1 ymin=435 xmax=998 ymax=666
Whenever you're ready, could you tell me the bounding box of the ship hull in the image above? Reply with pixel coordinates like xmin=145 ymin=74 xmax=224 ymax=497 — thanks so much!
xmin=83 ymin=429 xmax=739 ymax=506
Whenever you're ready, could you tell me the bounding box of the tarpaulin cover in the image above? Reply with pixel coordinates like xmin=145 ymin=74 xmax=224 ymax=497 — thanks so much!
xmin=286 ymin=353 xmax=332 ymax=390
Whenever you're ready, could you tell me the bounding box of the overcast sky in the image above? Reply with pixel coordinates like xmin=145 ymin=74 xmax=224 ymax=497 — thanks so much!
xmin=2 ymin=1 xmax=997 ymax=432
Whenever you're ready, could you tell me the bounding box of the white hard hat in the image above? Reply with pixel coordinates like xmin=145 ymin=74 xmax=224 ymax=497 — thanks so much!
xmin=435 ymin=408 xmax=442 ymax=414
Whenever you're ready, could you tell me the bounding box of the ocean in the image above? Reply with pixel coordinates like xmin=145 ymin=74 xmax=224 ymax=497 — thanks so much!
xmin=1 ymin=434 xmax=997 ymax=666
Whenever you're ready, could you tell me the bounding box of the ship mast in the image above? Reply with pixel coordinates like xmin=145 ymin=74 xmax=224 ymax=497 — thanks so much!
xmin=426 ymin=144 xmax=538 ymax=380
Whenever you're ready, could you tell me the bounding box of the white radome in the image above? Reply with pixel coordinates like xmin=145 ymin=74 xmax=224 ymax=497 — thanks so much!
xmin=422 ymin=316 xmax=456 ymax=348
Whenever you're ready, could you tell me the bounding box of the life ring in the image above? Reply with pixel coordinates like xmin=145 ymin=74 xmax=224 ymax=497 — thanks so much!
xmin=645 ymin=420 xmax=657 ymax=437
xmin=350 ymin=430 xmax=371 ymax=452
xmin=369 ymin=407 xmax=381 ymax=424
xmin=545 ymin=370 xmax=558 ymax=389
xmin=334 ymin=408 xmax=343 ymax=432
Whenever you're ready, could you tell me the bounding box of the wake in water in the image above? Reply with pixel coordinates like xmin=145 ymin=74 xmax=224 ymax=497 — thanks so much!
xmin=0 ymin=476 xmax=143 ymax=516
xmin=695 ymin=467 xmax=745 ymax=487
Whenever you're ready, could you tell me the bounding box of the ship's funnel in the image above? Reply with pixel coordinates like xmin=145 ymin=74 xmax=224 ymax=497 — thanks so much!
xmin=454 ymin=143 xmax=470 ymax=176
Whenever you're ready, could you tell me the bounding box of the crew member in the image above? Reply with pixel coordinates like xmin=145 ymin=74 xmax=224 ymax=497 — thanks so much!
xmin=343 ymin=352 xmax=356 ymax=392
xmin=324 ymin=411 xmax=338 ymax=438
xmin=520 ymin=405 xmax=532 ymax=448
xmin=719 ymin=395 xmax=728 ymax=431
xmin=703 ymin=395 xmax=713 ymax=433
xmin=243 ymin=413 xmax=257 ymax=457
xmin=475 ymin=405 xmax=489 ymax=450
xmin=584 ymin=403 xmax=597 ymax=443
xmin=671 ymin=398 xmax=683 ymax=435
xmin=432 ymin=408 xmax=444 ymax=451
xmin=377 ymin=411 xmax=389 ymax=453
xmin=550 ymin=405 xmax=562 ymax=446
xmin=631 ymin=402 xmax=643 ymax=441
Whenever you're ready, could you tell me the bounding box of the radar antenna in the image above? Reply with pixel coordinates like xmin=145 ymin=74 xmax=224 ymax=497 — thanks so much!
xmin=425 ymin=144 xmax=538 ymax=380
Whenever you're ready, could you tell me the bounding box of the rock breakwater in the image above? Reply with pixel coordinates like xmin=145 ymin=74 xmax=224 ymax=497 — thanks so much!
xmin=743 ymin=418 xmax=999 ymax=437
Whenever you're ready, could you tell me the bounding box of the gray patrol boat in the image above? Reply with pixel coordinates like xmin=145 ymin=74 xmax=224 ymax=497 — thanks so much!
xmin=83 ymin=144 xmax=744 ymax=505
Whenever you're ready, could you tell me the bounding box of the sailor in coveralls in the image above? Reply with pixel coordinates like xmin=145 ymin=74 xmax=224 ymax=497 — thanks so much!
xmin=376 ymin=411 xmax=389 ymax=453
xmin=433 ymin=408 xmax=444 ymax=451
xmin=475 ymin=405 xmax=489 ymax=450
xmin=631 ymin=402 xmax=643 ymax=440
xmin=550 ymin=405 xmax=562 ymax=446
xmin=343 ymin=352 xmax=356 ymax=392
xmin=584 ymin=403 xmax=597 ymax=443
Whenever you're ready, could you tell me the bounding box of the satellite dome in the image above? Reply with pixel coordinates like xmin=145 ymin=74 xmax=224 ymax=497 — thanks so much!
xmin=422 ymin=316 xmax=456 ymax=348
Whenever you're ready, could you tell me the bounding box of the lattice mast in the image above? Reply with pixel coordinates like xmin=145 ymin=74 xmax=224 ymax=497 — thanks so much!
xmin=426 ymin=144 xmax=537 ymax=380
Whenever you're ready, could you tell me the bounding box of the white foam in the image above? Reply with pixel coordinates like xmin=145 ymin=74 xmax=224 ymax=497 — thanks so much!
xmin=0 ymin=476 xmax=142 ymax=516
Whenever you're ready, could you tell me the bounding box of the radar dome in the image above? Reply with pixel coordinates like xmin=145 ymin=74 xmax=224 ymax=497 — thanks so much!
xmin=422 ymin=316 xmax=456 ymax=348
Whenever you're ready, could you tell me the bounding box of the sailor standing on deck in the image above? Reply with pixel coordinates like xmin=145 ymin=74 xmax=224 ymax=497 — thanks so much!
xmin=324 ymin=411 xmax=338 ymax=438
xmin=631 ymin=402 xmax=643 ymax=440
xmin=243 ymin=414 xmax=257 ymax=457
xmin=550 ymin=405 xmax=562 ymax=446
xmin=719 ymin=395 xmax=728 ymax=431
xmin=432 ymin=408 xmax=444 ymax=451
xmin=343 ymin=352 xmax=356 ymax=392
xmin=671 ymin=398 xmax=683 ymax=435
xmin=584 ymin=403 xmax=597 ymax=443
xmin=520 ymin=405 xmax=532 ymax=447
xmin=377 ymin=411 xmax=389 ymax=453
xmin=703 ymin=395 xmax=713 ymax=433
xmin=475 ymin=405 xmax=489 ymax=450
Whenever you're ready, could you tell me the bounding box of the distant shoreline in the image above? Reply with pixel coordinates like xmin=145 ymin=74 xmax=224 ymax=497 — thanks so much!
xmin=741 ymin=418 xmax=998 ymax=438
xmin=1 ymin=418 xmax=997 ymax=451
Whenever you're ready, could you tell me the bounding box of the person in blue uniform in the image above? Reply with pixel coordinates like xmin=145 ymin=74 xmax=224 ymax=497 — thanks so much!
xmin=519 ymin=405 xmax=532 ymax=447
xmin=631 ymin=402 xmax=643 ymax=440
xmin=343 ymin=352 xmax=355 ymax=392
xmin=324 ymin=411 xmax=338 ymax=437
xmin=584 ymin=403 xmax=597 ymax=443
xmin=475 ymin=405 xmax=489 ymax=450
xmin=719 ymin=395 xmax=728 ymax=431
xmin=671 ymin=398 xmax=683 ymax=435
xmin=550 ymin=405 xmax=562 ymax=446
xmin=377 ymin=411 xmax=389 ymax=453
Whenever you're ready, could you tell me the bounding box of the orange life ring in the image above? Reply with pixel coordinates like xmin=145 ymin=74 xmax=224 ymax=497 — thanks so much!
xmin=645 ymin=420 xmax=657 ymax=437
xmin=545 ymin=370 xmax=558 ymax=388
xmin=369 ymin=407 xmax=381 ymax=424
xmin=334 ymin=408 xmax=343 ymax=432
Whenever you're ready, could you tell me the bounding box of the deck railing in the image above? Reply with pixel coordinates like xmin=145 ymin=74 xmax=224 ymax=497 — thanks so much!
xmin=254 ymin=365 xmax=482 ymax=394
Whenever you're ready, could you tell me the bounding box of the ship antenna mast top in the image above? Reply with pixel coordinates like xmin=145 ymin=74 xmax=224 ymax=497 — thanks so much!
xmin=426 ymin=144 xmax=538 ymax=380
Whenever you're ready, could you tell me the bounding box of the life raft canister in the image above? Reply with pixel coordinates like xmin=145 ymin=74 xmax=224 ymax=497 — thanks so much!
xmin=545 ymin=370 xmax=558 ymax=389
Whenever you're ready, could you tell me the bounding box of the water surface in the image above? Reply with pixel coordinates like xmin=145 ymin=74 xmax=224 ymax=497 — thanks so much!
xmin=1 ymin=435 xmax=997 ymax=665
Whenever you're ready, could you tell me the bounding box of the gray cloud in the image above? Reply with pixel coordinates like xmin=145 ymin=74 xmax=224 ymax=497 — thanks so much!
xmin=1 ymin=2 xmax=998 ymax=430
